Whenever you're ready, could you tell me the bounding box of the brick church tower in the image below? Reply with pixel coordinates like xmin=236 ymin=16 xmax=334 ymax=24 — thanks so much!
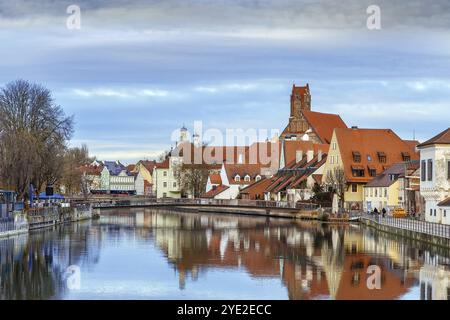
xmin=280 ymin=83 xmax=347 ymax=144
xmin=281 ymin=84 xmax=312 ymax=140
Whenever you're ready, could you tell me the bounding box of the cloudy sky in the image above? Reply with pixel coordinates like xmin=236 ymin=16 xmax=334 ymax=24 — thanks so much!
xmin=1 ymin=0 xmax=449 ymax=163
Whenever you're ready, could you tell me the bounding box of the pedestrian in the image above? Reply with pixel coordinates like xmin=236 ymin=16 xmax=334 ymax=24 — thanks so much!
xmin=374 ymin=208 xmax=379 ymax=215
xmin=382 ymin=208 xmax=386 ymax=218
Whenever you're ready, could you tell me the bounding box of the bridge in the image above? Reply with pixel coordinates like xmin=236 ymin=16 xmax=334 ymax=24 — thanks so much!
xmin=69 ymin=197 xmax=322 ymax=220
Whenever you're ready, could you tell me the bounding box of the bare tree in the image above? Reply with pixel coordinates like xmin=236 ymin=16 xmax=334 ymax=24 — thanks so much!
xmin=325 ymin=167 xmax=347 ymax=210
xmin=177 ymin=164 xmax=210 ymax=198
xmin=0 ymin=80 xmax=74 ymax=201
xmin=61 ymin=144 xmax=92 ymax=196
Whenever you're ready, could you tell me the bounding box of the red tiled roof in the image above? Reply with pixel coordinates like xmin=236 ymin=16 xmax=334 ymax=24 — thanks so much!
xmin=334 ymin=128 xmax=420 ymax=183
xmin=202 ymin=185 xmax=229 ymax=198
xmin=417 ymin=128 xmax=450 ymax=148
xmin=224 ymin=163 xmax=266 ymax=185
xmin=209 ymin=173 xmax=222 ymax=185
xmin=155 ymin=158 xmax=170 ymax=169
xmin=302 ymin=110 xmax=348 ymax=144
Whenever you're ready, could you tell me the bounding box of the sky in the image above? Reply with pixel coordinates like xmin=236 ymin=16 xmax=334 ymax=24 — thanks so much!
xmin=1 ymin=0 xmax=450 ymax=164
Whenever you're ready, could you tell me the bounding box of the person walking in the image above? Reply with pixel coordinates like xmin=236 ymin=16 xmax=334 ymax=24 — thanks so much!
xmin=382 ymin=208 xmax=386 ymax=218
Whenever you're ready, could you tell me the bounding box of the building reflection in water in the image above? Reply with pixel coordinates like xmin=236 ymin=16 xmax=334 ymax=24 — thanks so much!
xmin=1 ymin=207 xmax=449 ymax=300
xmin=99 ymin=207 xmax=450 ymax=300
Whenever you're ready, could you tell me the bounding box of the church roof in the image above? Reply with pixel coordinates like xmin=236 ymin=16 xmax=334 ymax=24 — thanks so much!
xmin=302 ymin=110 xmax=348 ymax=144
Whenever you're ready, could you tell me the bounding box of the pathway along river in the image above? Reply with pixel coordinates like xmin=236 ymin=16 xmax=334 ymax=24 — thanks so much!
xmin=0 ymin=207 xmax=449 ymax=300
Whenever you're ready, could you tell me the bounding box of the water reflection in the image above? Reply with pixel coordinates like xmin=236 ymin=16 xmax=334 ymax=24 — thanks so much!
xmin=1 ymin=207 xmax=449 ymax=300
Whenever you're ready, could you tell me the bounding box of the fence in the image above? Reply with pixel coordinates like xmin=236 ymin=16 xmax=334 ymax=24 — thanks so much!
xmin=93 ymin=197 xmax=318 ymax=211
xmin=0 ymin=215 xmax=28 ymax=235
xmin=360 ymin=214 xmax=450 ymax=239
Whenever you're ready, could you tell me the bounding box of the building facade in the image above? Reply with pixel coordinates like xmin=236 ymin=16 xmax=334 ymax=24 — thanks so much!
xmin=418 ymin=128 xmax=450 ymax=224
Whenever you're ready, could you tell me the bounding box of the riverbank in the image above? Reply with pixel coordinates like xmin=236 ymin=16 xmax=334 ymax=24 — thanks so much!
xmin=0 ymin=204 xmax=94 ymax=238
xmin=359 ymin=215 xmax=450 ymax=248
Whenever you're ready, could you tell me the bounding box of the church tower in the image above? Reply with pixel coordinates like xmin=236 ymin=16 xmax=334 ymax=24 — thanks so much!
xmin=282 ymin=84 xmax=312 ymax=140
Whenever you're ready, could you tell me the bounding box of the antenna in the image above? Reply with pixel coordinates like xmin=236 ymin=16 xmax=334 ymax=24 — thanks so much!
xmin=413 ymin=129 xmax=416 ymax=141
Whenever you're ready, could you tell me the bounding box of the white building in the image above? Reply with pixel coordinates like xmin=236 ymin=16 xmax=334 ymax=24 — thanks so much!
xmin=417 ymin=128 xmax=450 ymax=224
xmin=99 ymin=161 xmax=136 ymax=194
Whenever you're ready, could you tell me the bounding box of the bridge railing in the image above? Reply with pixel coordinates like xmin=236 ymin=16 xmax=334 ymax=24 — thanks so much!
xmin=93 ymin=197 xmax=318 ymax=210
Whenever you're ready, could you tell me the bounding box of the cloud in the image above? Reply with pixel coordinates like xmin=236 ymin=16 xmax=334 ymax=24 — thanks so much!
xmin=71 ymin=88 xmax=169 ymax=99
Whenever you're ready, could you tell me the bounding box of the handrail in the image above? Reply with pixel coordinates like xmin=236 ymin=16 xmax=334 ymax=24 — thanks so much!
xmin=359 ymin=213 xmax=450 ymax=239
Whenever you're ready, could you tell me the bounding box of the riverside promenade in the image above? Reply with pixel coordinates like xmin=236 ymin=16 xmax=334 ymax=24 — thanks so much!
xmin=358 ymin=213 xmax=450 ymax=247
xmin=0 ymin=203 xmax=93 ymax=238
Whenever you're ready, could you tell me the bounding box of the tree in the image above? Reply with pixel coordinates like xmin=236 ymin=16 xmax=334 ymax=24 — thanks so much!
xmin=177 ymin=164 xmax=210 ymax=198
xmin=0 ymin=80 xmax=74 ymax=201
xmin=61 ymin=144 xmax=92 ymax=196
xmin=325 ymin=167 xmax=347 ymax=210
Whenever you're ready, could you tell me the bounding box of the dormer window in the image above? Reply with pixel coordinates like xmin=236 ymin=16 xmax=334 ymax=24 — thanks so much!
xmin=352 ymin=166 xmax=365 ymax=177
xmin=352 ymin=151 xmax=361 ymax=163
xmin=402 ymin=152 xmax=411 ymax=162
xmin=368 ymin=166 xmax=377 ymax=177
xmin=255 ymin=175 xmax=261 ymax=182
xmin=244 ymin=175 xmax=251 ymax=182
xmin=377 ymin=152 xmax=387 ymax=163
xmin=234 ymin=175 xmax=241 ymax=182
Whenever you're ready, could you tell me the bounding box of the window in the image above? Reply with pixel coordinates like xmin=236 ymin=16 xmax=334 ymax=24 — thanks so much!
xmin=163 ymin=182 xmax=167 ymax=188
xmin=421 ymin=160 xmax=426 ymax=182
xmin=163 ymin=171 xmax=167 ymax=177
xmin=430 ymin=209 xmax=433 ymax=216
xmin=402 ymin=152 xmax=411 ymax=162
xmin=332 ymin=142 xmax=337 ymax=150
xmin=434 ymin=209 xmax=437 ymax=216
xmin=427 ymin=159 xmax=433 ymax=181
xmin=368 ymin=167 xmax=377 ymax=177
xmin=384 ymin=188 xmax=388 ymax=198
xmin=163 ymin=192 xmax=167 ymax=198
xmin=367 ymin=155 xmax=372 ymax=161
xmin=377 ymin=152 xmax=387 ymax=163
xmin=447 ymin=160 xmax=450 ymax=180
xmin=352 ymin=151 xmax=361 ymax=163
xmin=444 ymin=210 xmax=447 ymax=218
xmin=235 ymin=175 xmax=240 ymax=182
xmin=352 ymin=184 xmax=358 ymax=193
xmin=173 ymin=182 xmax=177 ymax=188
xmin=255 ymin=175 xmax=261 ymax=181
xmin=244 ymin=175 xmax=251 ymax=182
xmin=352 ymin=166 xmax=365 ymax=177
xmin=375 ymin=189 xmax=378 ymax=197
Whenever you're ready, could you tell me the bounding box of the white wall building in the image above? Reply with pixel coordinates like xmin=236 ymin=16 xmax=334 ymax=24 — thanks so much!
xmin=418 ymin=128 xmax=450 ymax=224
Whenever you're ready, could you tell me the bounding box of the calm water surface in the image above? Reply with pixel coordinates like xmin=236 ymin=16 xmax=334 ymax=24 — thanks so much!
xmin=1 ymin=208 xmax=449 ymax=300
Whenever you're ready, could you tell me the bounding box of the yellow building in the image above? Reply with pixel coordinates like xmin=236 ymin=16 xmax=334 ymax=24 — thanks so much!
xmin=323 ymin=127 xmax=419 ymax=211
xmin=153 ymin=156 xmax=182 ymax=199
xmin=134 ymin=160 xmax=157 ymax=195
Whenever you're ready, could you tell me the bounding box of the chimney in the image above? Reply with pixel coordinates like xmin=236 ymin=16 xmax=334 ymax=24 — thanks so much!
xmin=351 ymin=126 xmax=358 ymax=130
xmin=296 ymin=150 xmax=303 ymax=163
xmin=318 ymin=150 xmax=323 ymax=162
xmin=306 ymin=150 xmax=314 ymax=163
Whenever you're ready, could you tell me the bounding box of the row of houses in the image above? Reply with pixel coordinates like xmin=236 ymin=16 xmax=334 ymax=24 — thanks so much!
xmin=80 ymin=83 xmax=450 ymax=225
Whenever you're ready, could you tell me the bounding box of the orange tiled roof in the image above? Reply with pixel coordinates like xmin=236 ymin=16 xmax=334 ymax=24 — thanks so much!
xmin=302 ymin=110 xmax=348 ymax=144
xmin=224 ymin=163 xmax=266 ymax=185
xmin=202 ymin=185 xmax=229 ymax=198
xmin=334 ymin=128 xmax=420 ymax=183
xmin=417 ymin=128 xmax=450 ymax=148
xmin=80 ymin=164 xmax=103 ymax=175
xmin=283 ymin=140 xmax=329 ymax=165
xmin=208 ymin=173 xmax=222 ymax=185
xmin=154 ymin=158 xmax=170 ymax=169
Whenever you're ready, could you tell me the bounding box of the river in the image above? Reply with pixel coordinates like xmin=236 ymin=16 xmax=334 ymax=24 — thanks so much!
xmin=0 ymin=207 xmax=449 ymax=300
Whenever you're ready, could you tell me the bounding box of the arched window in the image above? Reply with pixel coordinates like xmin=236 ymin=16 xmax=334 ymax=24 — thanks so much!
xmin=244 ymin=175 xmax=251 ymax=182
xmin=255 ymin=175 xmax=261 ymax=181
xmin=234 ymin=175 xmax=240 ymax=182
